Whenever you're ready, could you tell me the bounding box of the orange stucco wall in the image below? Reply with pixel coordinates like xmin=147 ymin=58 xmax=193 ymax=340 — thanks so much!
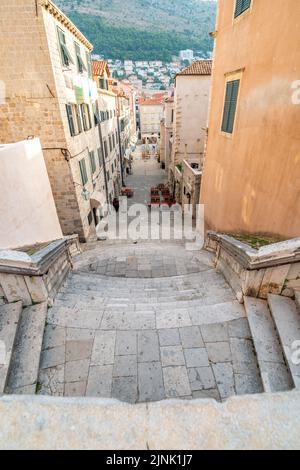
xmin=200 ymin=0 xmax=300 ymax=239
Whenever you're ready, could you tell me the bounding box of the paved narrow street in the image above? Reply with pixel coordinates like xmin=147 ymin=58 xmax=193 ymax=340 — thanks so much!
xmin=38 ymin=152 xmax=263 ymax=402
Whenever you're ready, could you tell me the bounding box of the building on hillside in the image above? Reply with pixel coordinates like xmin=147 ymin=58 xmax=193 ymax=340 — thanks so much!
xmin=139 ymin=95 xmax=165 ymax=143
xmin=180 ymin=50 xmax=194 ymax=63
xmin=92 ymin=61 xmax=121 ymax=205
xmin=200 ymin=0 xmax=300 ymax=239
xmin=0 ymin=139 xmax=63 ymax=250
xmin=168 ymin=60 xmax=212 ymax=218
xmin=0 ymin=0 xmax=104 ymax=242
xmin=160 ymin=97 xmax=174 ymax=172
xmin=111 ymin=80 xmax=134 ymax=178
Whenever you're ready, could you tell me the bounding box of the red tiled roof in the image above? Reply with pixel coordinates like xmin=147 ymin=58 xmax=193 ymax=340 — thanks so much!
xmin=92 ymin=60 xmax=111 ymax=78
xmin=177 ymin=60 xmax=212 ymax=77
xmin=139 ymin=97 xmax=164 ymax=106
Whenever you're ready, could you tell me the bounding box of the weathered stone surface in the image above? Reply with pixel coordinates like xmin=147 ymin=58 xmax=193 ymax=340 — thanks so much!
xmin=66 ymin=340 xmax=93 ymax=363
xmin=206 ymin=342 xmax=232 ymax=364
xmin=201 ymin=323 xmax=229 ymax=342
xmin=113 ymin=355 xmax=137 ymax=377
xmin=234 ymin=373 xmax=263 ymax=395
xmin=163 ymin=366 xmax=191 ymax=398
xmin=190 ymin=301 xmax=245 ymax=326
xmin=112 ymin=376 xmax=137 ymax=404
xmin=65 ymin=381 xmax=87 ymax=397
xmin=6 ymin=303 xmax=47 ymax=393
xmin=138 ymin=362 xmax=165 ymax=402
xmin=1 ymin=392 xmax=300 ymax=449
xmin=91 ymin=331 xmax=116 ymax=366
xmin=115 ymin=331 xmax=137 ymax=355
xmin=42 ymin=325 xmax=66 ymax=350
xmin=37 ymin=365 xmax=64 ymax=397
xmin=179 ymin=326 xmax=204 ymax=348
xmin=40 ymin=346 xmax=65 ymax=370
xmin=188 ymin=367 xmax=215 ymax=391
xmin=161 ymin=346 xmax=185 ymax=367
xmin=0 ymin=273 xmax=32 ymax=306
xmin=156 ymin=310 xmax=192 ymax=329
xmin=65 ymin=359 xmax=90 ymax=384
xmin=184 ymin=348 xmax=209 ymax=368
xmin=228 ymin=318 xmax=251 ymax=339
xmin=268 ymin=294 xmax=300 ymax=387
xmin=212 ymin=363 xmax=235 ymax=400
xmin=138 ymin=330 xmax=160 ymax=363
xmin=158 ymin=328 xmax=180 ymax=346
xmin=86 ymin=365 xmax=113 ymax=398
xmin=0 ymin=302 xmax=22 ymax=393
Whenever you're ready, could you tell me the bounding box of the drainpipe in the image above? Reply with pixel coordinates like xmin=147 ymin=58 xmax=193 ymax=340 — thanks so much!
xmin=96 ymin=109 xmax=110 ymax=208
xmin=117 ymin=117 xmax=126 ymax=187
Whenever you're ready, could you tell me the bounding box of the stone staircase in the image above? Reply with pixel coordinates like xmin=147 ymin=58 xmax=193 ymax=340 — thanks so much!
xmin=0 ymin=301 xmax=47 ymax=395
xmin=1 ymin=240 xmax=300 ymax=402
xmin=34 ymin=241 xmax=300 ymax=402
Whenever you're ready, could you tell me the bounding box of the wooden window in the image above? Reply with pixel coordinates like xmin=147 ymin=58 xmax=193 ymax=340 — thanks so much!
xmin=103 ymin=140 xmax=108 ymax=159
xmin=75 ymin=42 xmax=87 ymax=73
xmin=221 ymin=80 xmax=240 ymax=134
xmin=234 ymin=0 xmax=251 ymax=18
xmin=89 ymin=151 xmax=96 ymax=174
xmin=81 ymin=104 xmax=92 ymax=131
xmin=86 ymin=51 xmax=92 ymax=78
xmin=66 ymin=104 xmax=76 ymax=136
xmin=75 ymin=105 xmax=82 ymax=134
xmin=97 ymin=148 xmax=103 ymax=167
xmin=79 ymin=158 xmax=88 ymax=186
xmin=57 ymin=28 xmax=74 ymax=67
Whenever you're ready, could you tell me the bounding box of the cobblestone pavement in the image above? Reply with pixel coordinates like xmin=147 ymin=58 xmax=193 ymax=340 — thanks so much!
xmin=38 ymin=155 xmax=263 ymax=402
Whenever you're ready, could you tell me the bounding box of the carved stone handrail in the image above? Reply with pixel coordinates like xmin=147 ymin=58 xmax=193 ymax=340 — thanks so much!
xmin=0 ymin=236 xmax=80 ymax=276
xmin=207 ymin=231 xmax=300 ymax=270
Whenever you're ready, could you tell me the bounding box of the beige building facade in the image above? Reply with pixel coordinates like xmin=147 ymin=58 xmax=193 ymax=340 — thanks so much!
xmin=0 ymin=0 xmax=105 ymax=241
xmin=93 ymin=61 xmax=121 ymax=204
xmin=200 ymin=0 xmax=300 ymax=239
xmin=168 ymin=60 xmax=212 ymax=217
xmin=160 ymin=97 xmax=174 ymax=173
xmin=139 ymin=97 xmax=164 ymax=140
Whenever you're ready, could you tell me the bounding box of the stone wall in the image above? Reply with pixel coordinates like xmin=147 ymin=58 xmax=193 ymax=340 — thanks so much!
xmin=0 ymin=237 xmax=80 ymax=307
xmin=205 ymin=233 xmax=300 ymax=300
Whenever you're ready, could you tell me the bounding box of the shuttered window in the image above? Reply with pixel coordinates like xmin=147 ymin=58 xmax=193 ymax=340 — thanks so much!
xmin=97 ymin=148 xmax=103 ymax=168
xmin=79 ymin=159 xmax=88 ymax=186
xmin=86 ymin=51 xmax=93 ymax=78
xmin=81 ymin=104 xmax=92 ymax=131
xmin=234 ymin=0 xmax=251 ymax=18
xmin=57 ymin=28 xmax=74 ymax=67
xmin=66 ymin=104 xmax=76 ymax=136
xmin=75 ymin=42 xmax=87 ymax=73
xmin=109 ymin=135 xmax=113 ymax=152
xmin=75 ymin=105 xmax=82 ymax=134
xmin=221 ymin=80 xmax=240 ymax=134
xmin=89 ymin=151 xmax=96 ymax=174
xmin=103 ymin=140 xmax=108 ymax=159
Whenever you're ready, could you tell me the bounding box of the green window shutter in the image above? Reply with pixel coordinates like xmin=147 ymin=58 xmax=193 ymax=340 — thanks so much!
xmin=79 ymin=159 xmax=88 ymax=186
xmin=75 ymin=42 xmax=87 ymax=73
xmin=66 ymin=104 xmax=75 ymax=136
xmin=89 ymin=151 xmax=96 ymax=174
xmin=75 ymin=105 xmax=82 ymax=133
xmin=221 ymin=80 xmax=240 ymax=134
xmin=86 ymin=52 xmax=92 ymax=78
xmin=97 ymin=148 xmax=103 ymax=167
xmin=235 ymin=0 xmax=251 ymax=17
xmin=58 ymin=27 xmax=74 ymax=66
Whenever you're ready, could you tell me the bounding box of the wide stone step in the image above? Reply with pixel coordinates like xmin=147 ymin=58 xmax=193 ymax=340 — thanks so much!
xmin=0 ymin=302 xmax=22 ymax=394
xmin=268 ymin=294 xmax=300 ymax=389
xmin=244 ymin=297 xmax=294 ymax=393
xmin=5 ymin=303 xmax=47 ymax=395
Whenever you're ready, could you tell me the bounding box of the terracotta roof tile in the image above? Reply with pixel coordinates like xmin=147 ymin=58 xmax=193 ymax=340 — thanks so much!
xmin=177 ymin=60 xmax=212 ymax=77
xmin=92 ymin=60 xmax=110 ymax=77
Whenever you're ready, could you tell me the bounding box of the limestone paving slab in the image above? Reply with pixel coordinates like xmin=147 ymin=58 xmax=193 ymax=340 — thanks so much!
xmin=138 ymin=362 xmax=165 ymax=402
xmin=179 ymin=326 xmax=204 ymax=348
xmin=86 ymin=365 xmax=113 ymax=398
xmin=158 ymin=328 xmax=180 ymax=346
xmin=138 ymin=330 xmax=160 ymax=363
xmin=163 ymin=366 xmax=191 ymax=398
xmin=161 ymin=346 xmax=185 ymax=367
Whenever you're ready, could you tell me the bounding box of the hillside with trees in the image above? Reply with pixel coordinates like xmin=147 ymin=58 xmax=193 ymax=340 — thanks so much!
xmin=56 ymin=0 xmax=217 ymax=61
